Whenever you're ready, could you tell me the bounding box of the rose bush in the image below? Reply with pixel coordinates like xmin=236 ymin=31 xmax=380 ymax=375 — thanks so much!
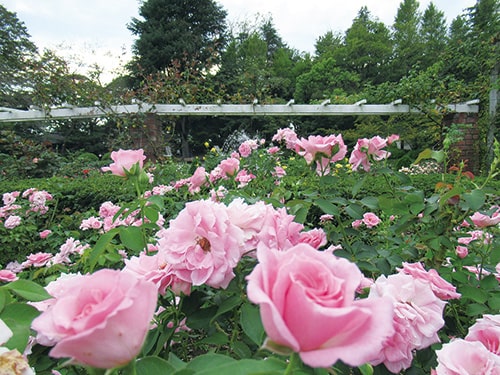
xmin=0 ymin=131 xmax=498 ymax=375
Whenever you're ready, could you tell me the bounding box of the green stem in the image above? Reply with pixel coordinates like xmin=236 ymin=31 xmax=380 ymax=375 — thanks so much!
xmin=284 ymin=352 xmax=300 ymax=375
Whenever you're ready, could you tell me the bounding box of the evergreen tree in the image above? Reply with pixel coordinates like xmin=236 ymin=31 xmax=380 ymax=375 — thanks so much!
xmin=391 ymin=0 xmax=423 ymax=81
xmin=127 ymin=0 xmax=227 ymax=77
xmin=0 ymin=4 xmax=37 ymax=108
xmin=420 ymin=2 xmax=448 ymax=70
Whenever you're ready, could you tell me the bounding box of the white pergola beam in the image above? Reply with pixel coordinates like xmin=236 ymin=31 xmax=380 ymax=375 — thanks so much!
xmin=0 ymin=102 xmax=480 ymax=123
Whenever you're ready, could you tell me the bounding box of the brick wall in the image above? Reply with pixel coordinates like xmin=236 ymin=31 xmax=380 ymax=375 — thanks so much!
xmin=442 ymin=113 xmax=480 ymax=174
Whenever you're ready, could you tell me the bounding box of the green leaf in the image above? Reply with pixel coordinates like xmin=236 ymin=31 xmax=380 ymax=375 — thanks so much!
xmin=461 ymin=189 xmax=486 ymax=211
xmin=210 ymin=295 xmax=241 ymax=324
xmin=119 ymin=226 xmax=146 ymax=252
xmin=413 ymin=148 xmax=444 ymax=164
xmin=351 ymin=175 xmax=367 ymax=197
xmin=192 ymin=357 xmax=286 ymax=375
xmin=459 ymin=285 xmax=488 ymax=303
xmin=240 ymin=302 xmax=264 ymax=346
xmin=147 ymin=194 xmax=165 ymax=210
xmin=466 ymin=303 xmax=489 ymax=316
xmin=360 ymin=196 xmax=378 ymax=210
xmin=358 ymin=363 xmax=374 ymax=375
xmin=314 ymin=198 xmax=339 ymax=216
xmin=0 ymin=288 xmax=8 ymax=312
xmin=186 ymin=353 xmax=236 ymax=372
xmin=136 ymin=356 xmax=176 ymax=374
xmin=5 ymin=279 xmax=51 ymax=302
xmin=199 ymin=332 xmax=229 ymax=345
xmin=143 ymin=205 xmax=160 ymax=223
xmin=0 ymin=303 xmax=40 ymax=352
xmin=87 ymin=228 xmax=119 ymax=272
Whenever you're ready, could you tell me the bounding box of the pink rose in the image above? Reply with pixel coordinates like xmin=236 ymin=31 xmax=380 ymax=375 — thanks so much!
xmin=349 ymin=136 xmax=391 ymax=172
xmin=272 ymin=127 xmax=298 ymax=149
xmin=101 ymin=149 xmax=146 ymax=177
xmin=351 ymin=219 xmax=363 ymax=229
xmin=157 ymin=200 xmax=244 ymax=289
xmin=298 ymin=228 xmax=327 ymax=249
xmin=235 ymin=169 xmax=255 ymax=187
xmin=469 ymin=211 xmax=500 ymax=227
xmin=256 ymin=206 xmax=304 ymax=251
xmin=0 ymin=270 xmax=18 ymax=282
xmin=434 ymin=339 xmax=500 ymax=375
xmin=368 ymin=273 xmax=446 ymax=373
xmin=362 ymin=212 xmax=381 ymax=228
xmin=465 ymin=314 xmax=500 ymax=355
xmin=397 ymin=262 xmax=461 ymax=300
xmin=455 ymin=245 xmax=468 ymax=258
xmin=386 ymin=134 xmax=400 ymax=145
xmin=39 ymin=229 xmax=52 ymax=239
xmin=188 ymin=166 xmax=208 ymax=194
xmin=218 ymin=157 xmax=240 ymax=177
xmin=31 ymin=269 xmax=157 ymax=369
xmin=238 ymin=142 xmax=252 ymax=157
xmin=295 ymin=134 xmax=347 ymax=176
xmin=246 ymin=243 xmax=394 ymax=368
xmin=4 ymin=215 xmax=21 ymax=229
xmin=267 ymin=146 xmax=280 ymax=154
xmin=23 ymin=252 xmax=53 ymax=268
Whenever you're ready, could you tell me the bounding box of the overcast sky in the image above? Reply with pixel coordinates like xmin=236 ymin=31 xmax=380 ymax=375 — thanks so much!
xmin=2 ymin=0 xmax=476 ymax=82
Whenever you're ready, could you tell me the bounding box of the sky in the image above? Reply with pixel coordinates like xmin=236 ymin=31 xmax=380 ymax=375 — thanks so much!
xmin=2 ymin=0 xmax=476 ymax=82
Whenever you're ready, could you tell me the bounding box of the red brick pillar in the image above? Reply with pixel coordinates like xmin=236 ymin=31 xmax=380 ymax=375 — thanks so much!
xmin=129 ymin=113 xmax=164 ymax=162
xmin=442 ymin=113 xmax=480 ymax=174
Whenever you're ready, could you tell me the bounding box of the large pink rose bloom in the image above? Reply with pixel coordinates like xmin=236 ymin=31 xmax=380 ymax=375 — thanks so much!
xmin=101 ymin=149 xmax=146 ymax=177
xmin=368 ymin=273 xmax=446 ymax=373
xmin=465 ymin=314 xmax=500 ymax=355
xmin=469 ymin=211 xmax=500 ymax=227
xmin=246 ymin=243 xmax=394 ymax=368
xmin=157 ymin=200 xmax=244 ymax=289
xmin=349 ymin=136 xmax=391 ymax=172
xmin=434 ymin=339 xmax=500 ymax=375
xmin=31 ymin=269 xmax=157 ymax=369
xmin=257 ymin=206 xmax=304 ymax=251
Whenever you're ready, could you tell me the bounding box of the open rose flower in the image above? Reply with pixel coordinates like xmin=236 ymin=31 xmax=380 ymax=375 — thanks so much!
xmin=465 ymin=314 xmax=500 ymax=355
xmin=157 ymin=200 xmax=244 ymax=289
xmin=434 ymin=339 xmax=500 ymax=374
xmin=295 ymin=134 xmax=347 ymax=176
xmin=246 ymin=243 xmax=394 ymax=368
xmin=31 ymin=269 xmax=157 ymax=369
xmin=101 ymin=149 xmax=146 ymax=177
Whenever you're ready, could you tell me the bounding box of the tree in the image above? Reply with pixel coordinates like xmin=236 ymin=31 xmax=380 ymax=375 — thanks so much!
xmin=127 ymin=0 xmax=227 ymax=78
xmin=0 ymin=4 xmax=37 ymax=108
xmin=390 ymin=0 xmax=423 ymax=81
xmin=420 ymin=2 xmax=448 ymax=70
xmin=336 ymin=7 xmax=393 ymax=85
xmin=314 ymin=31 xmax=343 ymax=59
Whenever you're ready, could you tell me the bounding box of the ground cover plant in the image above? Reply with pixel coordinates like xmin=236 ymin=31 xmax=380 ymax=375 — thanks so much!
xmin=0 ymin=128 xmax=498 ymax=375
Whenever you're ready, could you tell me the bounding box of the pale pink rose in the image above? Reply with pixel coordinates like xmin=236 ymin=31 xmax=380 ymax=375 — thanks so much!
xmin=272 ymin=127 xmax=298 ymax=149
xmin=151 ymin=184 xmax=174 ymax=195
xmin=256 ymin=206 xmax=304 ymax=251
xmin=434 ymin=339 xmax=500 ymax=375
xmin=209 ymin=186 xmax=228 ymax=201
xmin=208 ymin=167 xmax=224 ymax=183
xmin=349 ymin=136 xmax=391 ymax=172
xmin=188 ymin=166 xmax=208 ymax=194
xmin=227 ymin=199 xmax=270 ymax=254
xmin=235 ymin=169 xmax=256 ymax=187
xmin=272 ymin=166 xmax=286 ymax=178
xmin=320 ymin=214 xmax=333 ymax=223
xmin=469 ymin=211 xmax=500 ymax=227
xmin=79 ymin=216 xmax=103 ymax=230
xmin=218 ymin=157 xmax=240 ymax=177
xmin=455 ymin=245 xmax=468 ymax=258
xmin=246 ymin=243 xmax=394 ymax=368
xmin=39 ymin=229 xmax=52 ymax=239
xmin=157 ymin=200 xmax=244 ymax=289
xmin=267 ymin=146 xmax=280 ymax=154
xmin=123 ymin=252 xmax=187 ymax=296
xmin=2 ymin=191 xmax=19 ymax=206
xmin=23 ymin=252 xmax=53 ymax=268
xmin=238 ymin=142 xmax=253 ymax=157
xmin=173 ymin=177 xmax=190 ymax=190
xmin=386 ymin=134 xmax=400 ymax=145
xmin=0 ymin=270 xmax=18 ymax=282
xmin=362 ymin=212 xmax=381 ymax=228
xmin=4 ymin=215 xmax=21 ymax=229
xmin=298 ymin=228 xmax=327 ymax=249
xmin=31 ymin=269 xmax=157 ymax=369
xmin=465 ymin=314 xmax=500 ymax=355
xmin=295 ymin=134 xmax=347 ymax=176
xmin=351 ymin=219 xmax=363 ymax=229
xmin=368 ymin=273 xmax=446 ymax=373
xmin=101 ymin=149 xmax=146 ymax=177
xmin=99 ymin=201 xmax=121 ymax=218
xmin=397 ymin=262 xmax=461 ymax=300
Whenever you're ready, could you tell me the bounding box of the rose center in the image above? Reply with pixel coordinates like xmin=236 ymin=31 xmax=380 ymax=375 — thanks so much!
xmin=196 ymin=237 xmax=211 ymax=252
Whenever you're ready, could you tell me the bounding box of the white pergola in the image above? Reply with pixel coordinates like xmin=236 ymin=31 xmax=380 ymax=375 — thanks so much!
xmin=0 ymin=99 xmax=480 ymax=122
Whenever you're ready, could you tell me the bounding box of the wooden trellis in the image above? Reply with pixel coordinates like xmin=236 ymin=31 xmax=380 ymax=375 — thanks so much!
xmin=0 ymin=99 xmax=480 ymax=122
